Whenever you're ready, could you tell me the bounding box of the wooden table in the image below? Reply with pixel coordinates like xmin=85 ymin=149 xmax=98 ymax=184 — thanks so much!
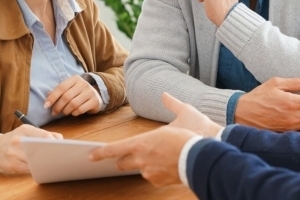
xmin=0 ymin=105 xmax=197 ymax=200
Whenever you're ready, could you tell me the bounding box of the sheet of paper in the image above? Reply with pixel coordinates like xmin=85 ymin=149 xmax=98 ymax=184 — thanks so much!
xmin=21 ymin=137 xmax=139 ymax=184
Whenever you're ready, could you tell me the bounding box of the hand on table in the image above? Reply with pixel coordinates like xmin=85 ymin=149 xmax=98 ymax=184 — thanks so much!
xmin=0 ymin=125 xmax=63 ymax=174
xmin=198 ymin=0 xmax=238 ymax=27
xmin=89 ymin=126 xmax=196 ymax=187
xmin=44 ymin=75 xmax=103 ymax=117
xmin=235 ymin=77 xmax=300 ymax=131
xmin=162 ymin=92 xmax=223 ymax=137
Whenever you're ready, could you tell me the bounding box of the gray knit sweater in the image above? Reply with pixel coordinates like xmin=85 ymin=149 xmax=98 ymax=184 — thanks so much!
xmin=125 ymin=1 xmax=300 ymax=126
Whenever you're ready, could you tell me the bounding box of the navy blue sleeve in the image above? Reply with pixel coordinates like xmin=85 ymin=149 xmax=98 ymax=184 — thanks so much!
xmin=225 ymin=125 xmax=300 ymax=171
xmin=187 ymin=139 xmax=300 ymax=200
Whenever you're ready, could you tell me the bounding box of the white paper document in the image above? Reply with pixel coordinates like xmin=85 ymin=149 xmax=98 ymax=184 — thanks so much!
xmin=21 ymin=137 xmax=139 ymax=184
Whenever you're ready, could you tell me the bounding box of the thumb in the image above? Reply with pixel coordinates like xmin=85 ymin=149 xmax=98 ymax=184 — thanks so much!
xmin=161 ymin=92 xmax=185 ymax=115
xmin=276 ymin=78 xmax=300 ymax=92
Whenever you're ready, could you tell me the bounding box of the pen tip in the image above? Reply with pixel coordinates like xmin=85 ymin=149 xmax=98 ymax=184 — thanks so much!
xmin=14 ymin=110 xmax=23 ymax=118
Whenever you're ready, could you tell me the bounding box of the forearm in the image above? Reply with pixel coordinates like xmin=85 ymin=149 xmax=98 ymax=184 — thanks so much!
xmin=126 ymin=60 xmax=237 ymax=126
xmin=217 ymin=3 xmax=300 ymax=83
xmin=188 ymin=139 xmax=300 ymax=200
xmin=125 ymin=0 xmax=238 ymax=126
xmin=91 ymin=2 xmax=128 ymax=112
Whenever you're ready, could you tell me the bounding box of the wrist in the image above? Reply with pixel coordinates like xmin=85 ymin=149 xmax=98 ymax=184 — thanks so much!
xmin=234 ymin=94 xmax=249 ymax=124
xmin=206 ymin=123 xmax=224 ymax=138
xmin=215 ymin=2 xmax=239 ymax=27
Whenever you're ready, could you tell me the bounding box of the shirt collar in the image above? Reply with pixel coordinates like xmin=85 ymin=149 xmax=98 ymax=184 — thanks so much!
xmin=16 ymin=0 xmax=82 ymax=28
xmin=16 ymin=0 xmax=38 ymax=28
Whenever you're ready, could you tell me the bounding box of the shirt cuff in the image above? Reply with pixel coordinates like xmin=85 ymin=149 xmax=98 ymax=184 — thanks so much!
xmin=178 ymin=135 xmax=203 ymax=187
xmin=215 ymin=127 xmax=225 ymax=141
xmin=221 ymin=124 xmax=239 ymax=141
xmin=83 ymin=73 xmax=110 ymax=111
xmin=226 ymin=92 xmax=244 ymax=125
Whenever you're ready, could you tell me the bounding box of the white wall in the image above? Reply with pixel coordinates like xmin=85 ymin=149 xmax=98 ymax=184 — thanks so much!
xmin=95 ymin=1 xmax=132 ymax=51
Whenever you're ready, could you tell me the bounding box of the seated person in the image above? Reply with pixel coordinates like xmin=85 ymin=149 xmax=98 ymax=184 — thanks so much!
xmin=0 ymin=0 xmax=127 ymax=173
xmin=90 ymin=93 xmax=300 ymax=200
xmin=125 ymin=0 xmax=300 ymax=131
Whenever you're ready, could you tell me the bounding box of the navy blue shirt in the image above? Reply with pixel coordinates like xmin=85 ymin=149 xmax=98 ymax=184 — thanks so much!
xmin=216 ymin=0 xmax=269 ymax=124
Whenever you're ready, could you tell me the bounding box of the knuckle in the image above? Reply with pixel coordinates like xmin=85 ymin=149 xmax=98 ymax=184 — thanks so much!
xmin=75 ymin=106 xmax=86 ymax=114
xmin=6 ymin=162 xmax=18 ymax=173
xmin=69 ymin=100 xmax=80 ymax=110
xmin=141 ymin=170 xmax=152 ymax=180
xmin=61 ymin=93 xmax=72 ymax=103
xmin=116 ymin=160 xmax=126 ymax=170
xmin=134 ymin=157 xmax=146 ymax=168
xmin=10 ymin=137 xmax=20 ymax=146
xmin=151 ymin=176 xmax=166 ymax=187
xmin=8 ymin=136 xmax=21 ymax=147
xmin=73 ymin=75 xmax=81 ymax=80
xmin=132 ymin=143 xmax=146 ymax=152
xmin=6 ymin=149 xmax=15 ymax=158
xmin=269 ymin=77 xmax=281 ymax=86
xmin=105 ymin=148 xmax=116 ymax=158
xmin=19 ymin=124 xmax=32 ymax=132
xmin=43 ymin=132 xmax=53 ymax=138
xmin=54 ymin=133 xmax=63 ymax=139
xmin=56 ymin=84 xmax=66 ymax=93
xmin=52 ymin=106 xmax=61 ymax=114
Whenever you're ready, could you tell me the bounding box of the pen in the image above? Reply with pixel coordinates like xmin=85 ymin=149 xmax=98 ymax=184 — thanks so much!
xmin=14 ymin=110 xmax=38 ymax=127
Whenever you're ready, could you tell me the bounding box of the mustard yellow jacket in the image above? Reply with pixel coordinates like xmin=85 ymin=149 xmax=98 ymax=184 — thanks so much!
xmin=0 ymin=0 xmax=128 ymax=133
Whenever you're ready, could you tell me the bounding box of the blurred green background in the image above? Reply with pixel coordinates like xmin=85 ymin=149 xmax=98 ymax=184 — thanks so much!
xmin=100 ymin=0 xmax=143 ymax=39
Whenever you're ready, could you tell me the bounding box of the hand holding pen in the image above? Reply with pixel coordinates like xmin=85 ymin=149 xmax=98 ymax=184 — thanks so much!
xmin=14 ymin=110 xmax=38 ymax=127
xmin=0 ymin=111 xmax=63 ymax=174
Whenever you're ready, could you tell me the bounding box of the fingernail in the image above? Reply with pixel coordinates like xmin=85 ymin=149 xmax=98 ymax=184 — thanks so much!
xmin=51 ymin=111 xmax=56 ymax=116
xmin=44 ymin=101 xmax=51 ymax=109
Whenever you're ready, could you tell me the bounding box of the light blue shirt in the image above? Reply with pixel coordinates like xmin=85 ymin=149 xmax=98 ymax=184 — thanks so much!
xmin=17 ymin=0 xmax=109 ymax=126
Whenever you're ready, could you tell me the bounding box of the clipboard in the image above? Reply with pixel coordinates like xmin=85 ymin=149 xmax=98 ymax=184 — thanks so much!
xmin=21 ymin=137 xmax=139 ymax=184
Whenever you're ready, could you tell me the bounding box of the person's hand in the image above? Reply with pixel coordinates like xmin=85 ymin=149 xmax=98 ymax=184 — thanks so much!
xmin=162 ymin=92 xmax=223 ymax=137
xmin=0 ymin=125 xmax=63 ymax=174
xmin=89 ymin=126 xmax=196 ymax=187
xmin=235 ymin=77 xmax=300 ymax=132
xmin=44 ymin=75 xmax=103 ymax=116
xmin=198 ymin=0 xmax=238 ymax=27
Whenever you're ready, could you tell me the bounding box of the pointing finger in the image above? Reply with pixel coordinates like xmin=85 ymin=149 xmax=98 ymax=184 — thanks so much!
xmin=89 ymin=137 xmax=137 ymax=161
xmin=162 ymin=92 xmax=186 ymax=115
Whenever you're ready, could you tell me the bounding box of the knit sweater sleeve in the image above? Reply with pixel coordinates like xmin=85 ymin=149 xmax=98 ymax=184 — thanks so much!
xmin=125 ymin=0 xmax=237 ymax=126
xmin=217 ymin=3 xmax=300 ymax=83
